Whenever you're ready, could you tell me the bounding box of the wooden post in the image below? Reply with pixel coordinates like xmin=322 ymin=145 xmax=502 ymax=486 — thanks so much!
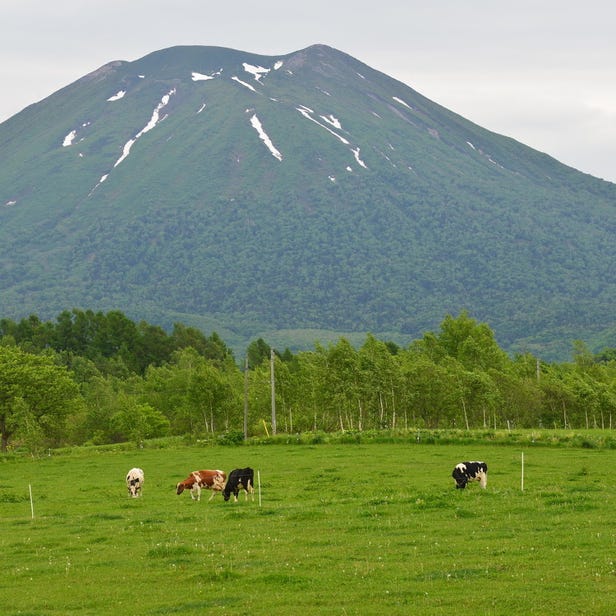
xmin=29 ymin=483 xmax=35 ymax=519
xmin=270 ymin=348 xmax=277 ymax=435
xmin=262 ymin=419 xmax=270 ymax=437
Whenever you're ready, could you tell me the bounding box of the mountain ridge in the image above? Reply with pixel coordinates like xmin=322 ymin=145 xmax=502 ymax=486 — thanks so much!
xmin=1 ymin=44 xmax=615 ymax=360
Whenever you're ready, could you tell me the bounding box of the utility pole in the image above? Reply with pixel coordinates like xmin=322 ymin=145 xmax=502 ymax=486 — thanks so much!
xmin=270 ymin=347 xmax=277 ymax=435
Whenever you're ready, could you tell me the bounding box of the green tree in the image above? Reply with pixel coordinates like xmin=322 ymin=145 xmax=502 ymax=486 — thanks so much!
xmin=358 ymin=335 xmax=399 ymax=429
xmin=111 ymin=397 xmax=170 ymax=445
xmin=79 ymin=374 xmax=127 ymax=444
xmin=0 ymin=345 xmax=82 ymax=451
xmin=246 ymin=338 xmax=272 ymax=369
xmin=415 ymin=311 xmax=509 ymax=372
xmin=322 ymin=339 xmax=362 ymax=431
xmin=289 ymin=349 xmax=330 ymax=432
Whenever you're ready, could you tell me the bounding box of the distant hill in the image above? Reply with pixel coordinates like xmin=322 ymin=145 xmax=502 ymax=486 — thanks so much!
xmin=1 ymin=44 xmax=615 ymax=360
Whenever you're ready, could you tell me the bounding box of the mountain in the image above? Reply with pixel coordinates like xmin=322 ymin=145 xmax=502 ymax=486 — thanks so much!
xmin=1 ymin=44 xmax=615 ymax=360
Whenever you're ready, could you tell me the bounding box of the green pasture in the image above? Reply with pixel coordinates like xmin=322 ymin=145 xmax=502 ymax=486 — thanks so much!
xmin=1 ymin=440 xmax=616 ymax=615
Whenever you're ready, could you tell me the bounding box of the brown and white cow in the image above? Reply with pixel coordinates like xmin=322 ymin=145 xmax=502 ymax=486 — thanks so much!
xmin=223 ymin=467 xmax=255 ymax=503
xmin=126 ymin=467 xmax=144 ymax=498
xmin=176 ymin=470 xmax=226 ymax=501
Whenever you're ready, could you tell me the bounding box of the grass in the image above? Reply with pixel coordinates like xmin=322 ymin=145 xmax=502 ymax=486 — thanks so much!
xmin=1 ymin=440 xmax=616 ymax=614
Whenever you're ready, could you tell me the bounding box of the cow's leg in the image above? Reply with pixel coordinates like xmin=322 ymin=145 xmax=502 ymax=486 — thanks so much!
xmin=479 ymin=472 xmax=487 ymax=489
xmin=208 ymin=489 xmax=219 ymax=502
xmin=191 ymin=484 xmax=201 ymax=501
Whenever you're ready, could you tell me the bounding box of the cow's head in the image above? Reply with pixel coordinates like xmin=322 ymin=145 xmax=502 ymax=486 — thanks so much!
xmin=176 ymin=483 xmax=185 ymax=495
xmin=452 ymin=464 xmax=468 ymax=489
xmin=128 ymin=480 xmax=140 ymax=497
xmin=454 ymin=477 xmax=468 ymax=489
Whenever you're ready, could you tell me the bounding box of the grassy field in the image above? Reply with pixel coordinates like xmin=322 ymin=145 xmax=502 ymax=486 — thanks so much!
xmin=1 ymin=440 xmax=616 ymax=615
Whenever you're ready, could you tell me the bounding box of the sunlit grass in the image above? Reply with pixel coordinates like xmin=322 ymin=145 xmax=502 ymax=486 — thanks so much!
xmin=2 ymin=441 xmax=616 ymax=614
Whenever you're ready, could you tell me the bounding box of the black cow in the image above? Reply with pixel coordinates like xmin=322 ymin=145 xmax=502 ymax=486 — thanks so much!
xmin=452 ymin=461 xmax=488 ymax=489
xmin=223 ymin=467 xmax=255 ymax=502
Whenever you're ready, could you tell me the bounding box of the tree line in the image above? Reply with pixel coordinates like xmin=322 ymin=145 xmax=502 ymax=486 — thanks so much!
xmin=1 ymin=309 xmax=616 ymax=453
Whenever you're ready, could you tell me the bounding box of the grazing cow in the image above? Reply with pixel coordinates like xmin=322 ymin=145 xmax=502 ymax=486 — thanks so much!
xmin=452 ymin=461 xmax=488 ymax=489
xmin=126 ymin=468 xmax=144 ymax=498
xmin=223 ymin=467 xmax=255 ymax=502
xmin=176 ymin=470 xmax=226 ymax=501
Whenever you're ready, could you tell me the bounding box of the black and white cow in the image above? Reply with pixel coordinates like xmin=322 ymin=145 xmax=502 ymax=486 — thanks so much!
xmin=452 ymin=461 xmax=488 ymax=489
xmin=126 ymin=467 xmax=144 ymax=497
xmin=223 ymin=467 xmax=255 ymax=502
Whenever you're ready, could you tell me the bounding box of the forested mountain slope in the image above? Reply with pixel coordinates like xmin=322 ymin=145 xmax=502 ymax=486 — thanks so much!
xmin=1 ymin=44 xmax=615 ymax=360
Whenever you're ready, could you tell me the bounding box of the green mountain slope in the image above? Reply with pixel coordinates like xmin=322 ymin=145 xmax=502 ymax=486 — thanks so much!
xmin=1 ymin=44 xmax=615 ymax=359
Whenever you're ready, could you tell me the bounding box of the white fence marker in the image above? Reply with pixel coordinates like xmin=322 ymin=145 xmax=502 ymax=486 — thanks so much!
xmin=257 ymin=470 xmax=262 ymax=507
xmin=29 ymin=483 xmax=35 ymax=519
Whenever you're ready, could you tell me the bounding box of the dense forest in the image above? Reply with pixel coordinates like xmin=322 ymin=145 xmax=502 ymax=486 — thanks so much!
xmin=1 ymin=308 xmax=616 ymax=453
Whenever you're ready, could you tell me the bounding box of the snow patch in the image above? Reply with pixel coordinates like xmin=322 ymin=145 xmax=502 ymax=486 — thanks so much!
xmin=274 ymin=60 xmax=283 ymax=70
xmin=5 ymin=200 xmax=17 ymax=206
xmin=392 ymin=96 xmax=412 ymax=110
xmin=296 ymin=106 xmax=349 ymax=145
xmin=107 ymin=90 xmax=126 ymax=101
xmin=192 ymin=69 xmax=222 ymax=81
xmin=249 ymin=114 xmax=282 ymax=161
xmin=351 ymin=147 xmax=367 ymax=169
xmin=243 ymin=63 xmax=270 ymax=81
xmin=192 ymin=72 xmax=214 ymax=81
xmin=296 ymin=105 xmax=367 ymax=168
xmin=321 ymin=114 xmax=342 ymax=129
xmin=62 ymin=130 xmax=77 ymax=147
xmin=232 ymin=76 xmax=257 ymax=93
xmin=197 ymin=103 xmax=206 ymax=114
xmin=113 ymin=88 xmax=175 ymax=168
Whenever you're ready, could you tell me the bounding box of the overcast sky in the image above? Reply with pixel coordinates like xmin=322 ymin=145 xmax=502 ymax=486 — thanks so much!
xmin=2 ymin=0 xmax=615 ymax=182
